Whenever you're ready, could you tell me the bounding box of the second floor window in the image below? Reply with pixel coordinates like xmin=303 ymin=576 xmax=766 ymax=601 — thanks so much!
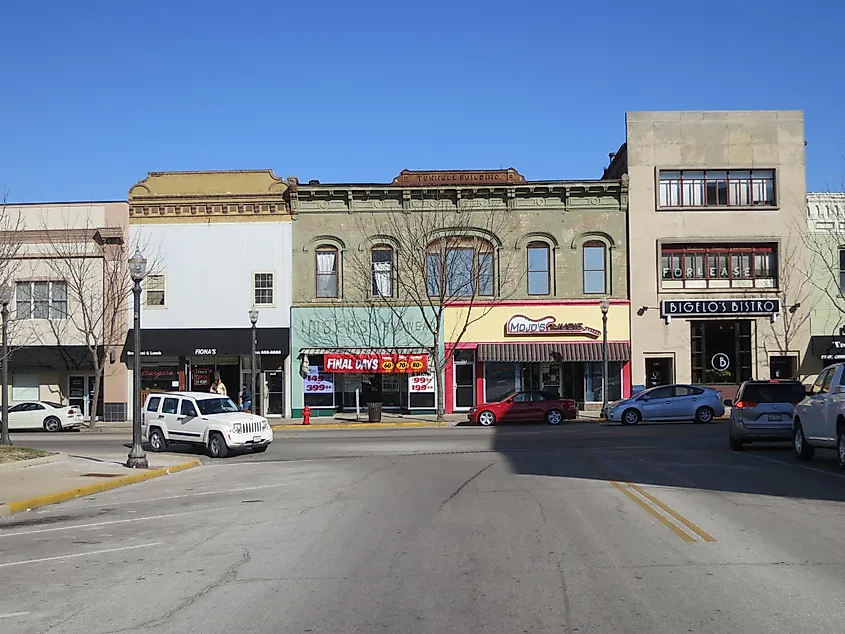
xmin=16 ymin=281 xmax=67 ymax=320
xmin=254 ymin=272 xmax=274 ymax=305
xmin=316 ymin=246 xmax=339 ymax=298
xmin=661 ymin=244 xmax=777 ymax=289
xmin=582 ymin=242 xmax=607 ymax=294
xmin=371 ymin=247 xmax=394 ymax=297
xmin=658 ymin=169 xmax=776 ymax=208
xmin=144 ymin=274 xmax=166 ymax=306
xmin=426 ymin=239 xmax=494 ymax=298
xmin=527 ymin=242 xmax=551 ymax=295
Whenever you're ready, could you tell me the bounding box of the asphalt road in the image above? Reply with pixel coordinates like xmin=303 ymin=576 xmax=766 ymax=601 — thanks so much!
xmin=4 ymin=422 xmax=845 ymax=633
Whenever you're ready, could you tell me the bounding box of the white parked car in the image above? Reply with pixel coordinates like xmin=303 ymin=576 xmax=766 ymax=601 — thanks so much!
xmin=8 ymin=401 xmax=84 ymax=432
xmin=793 ymin=363 xmax=845 ymax=467
xmin=142 ymin=392 xmax=273 ymax=458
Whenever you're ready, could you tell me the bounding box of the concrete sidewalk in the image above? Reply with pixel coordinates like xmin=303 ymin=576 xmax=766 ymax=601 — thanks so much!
xmin=0 ymin=451 xmax=200 ymax=517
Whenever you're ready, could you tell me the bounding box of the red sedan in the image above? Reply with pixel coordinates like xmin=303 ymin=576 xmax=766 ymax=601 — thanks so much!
xmin=467 ymin=391 xmax=578 ymax=426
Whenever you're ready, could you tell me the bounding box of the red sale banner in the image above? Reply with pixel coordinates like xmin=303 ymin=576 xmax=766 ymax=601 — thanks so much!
xmin=323 ymin=353 xmax=428 ymax=373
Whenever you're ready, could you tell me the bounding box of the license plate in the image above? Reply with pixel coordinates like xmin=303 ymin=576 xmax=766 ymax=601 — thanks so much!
xmin=253 ymin=435 xmax=261 ymax=443
xmin=767 ymin=414 xmax=781 ymax=422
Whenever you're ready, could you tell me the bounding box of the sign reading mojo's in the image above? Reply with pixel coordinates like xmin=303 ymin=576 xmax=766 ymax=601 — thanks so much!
xmin=661 ymin=298 xmax=780 ymax=317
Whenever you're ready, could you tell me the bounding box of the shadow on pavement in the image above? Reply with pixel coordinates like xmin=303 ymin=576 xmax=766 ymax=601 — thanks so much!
xmin=492 ymin=420 xmax=845 ymax=503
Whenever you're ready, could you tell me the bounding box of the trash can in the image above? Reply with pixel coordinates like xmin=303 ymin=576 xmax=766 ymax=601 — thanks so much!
xmin=367 ymin=402 xmax=382 ymax=423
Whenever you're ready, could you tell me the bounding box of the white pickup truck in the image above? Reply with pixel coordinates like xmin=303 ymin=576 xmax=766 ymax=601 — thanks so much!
xmin=793 ymin=362 xmax=845 ymax=468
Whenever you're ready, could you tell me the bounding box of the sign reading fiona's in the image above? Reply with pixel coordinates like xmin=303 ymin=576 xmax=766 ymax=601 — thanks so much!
xmin=505 ymin=315 xmax=601 ymax=338
xmin=661 ymin=299 xmax=781 ymax=317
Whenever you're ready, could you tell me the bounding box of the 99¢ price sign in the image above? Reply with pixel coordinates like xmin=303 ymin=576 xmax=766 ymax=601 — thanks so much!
xmin=304 ymin=366 xmax=334 ymax=392
xmin=408 ymin=373 xmax=435 ymax=393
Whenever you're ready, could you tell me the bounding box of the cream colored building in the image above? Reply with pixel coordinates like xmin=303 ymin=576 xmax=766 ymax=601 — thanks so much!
xmin=2 ymin=201 xmax=130 ymax=421
xmin=604 ymin=111 xmax=810 ymax=399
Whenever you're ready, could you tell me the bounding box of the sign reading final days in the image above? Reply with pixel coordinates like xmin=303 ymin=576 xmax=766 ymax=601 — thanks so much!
xmin=323 ymin=353 xmax=428 ymax=374
xmin=661 ymin=298 xmax=780 ymax=317
xmin=505 ymin=315 xmax=601 ymax=338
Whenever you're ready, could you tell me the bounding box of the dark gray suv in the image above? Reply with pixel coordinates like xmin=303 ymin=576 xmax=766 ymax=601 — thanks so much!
xmin=726 ymin=380 xmax=806 ymax=451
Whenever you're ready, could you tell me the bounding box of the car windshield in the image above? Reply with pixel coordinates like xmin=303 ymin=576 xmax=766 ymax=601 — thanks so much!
xmin=741 ymin=383 xmax=805 ymax=404
xmin=196 ymin=398 xmax=241 ymax=415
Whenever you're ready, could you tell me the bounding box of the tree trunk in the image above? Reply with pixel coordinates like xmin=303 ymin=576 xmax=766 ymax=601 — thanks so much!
xmin=433 ymin=354 xmax=445 ymax=422
xmin=89 ymin=359 xmax=102 ymax=429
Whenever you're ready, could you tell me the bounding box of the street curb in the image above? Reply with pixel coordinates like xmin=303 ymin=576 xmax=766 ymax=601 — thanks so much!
xmin=272 ymin=421 xmax=450 ymax=430
xmin=0 ymin=458 xmax=202 ymax=518
xmin=0 ymin=451 xmax=67 ymax=473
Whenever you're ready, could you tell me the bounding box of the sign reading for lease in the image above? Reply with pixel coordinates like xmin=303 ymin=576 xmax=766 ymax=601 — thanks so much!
xmin=505 ymin=315 xmax=600 ymax=338
xmin=661 ymin=299 xmax=780 ymax=317
xmin=323 ymin=353 xmax=428 ymax=373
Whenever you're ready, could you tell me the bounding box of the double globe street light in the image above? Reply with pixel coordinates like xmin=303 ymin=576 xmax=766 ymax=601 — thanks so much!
xmin=0 ymin=282 xmax=11 ymax=446
xmin=249 ymin=308 xmax=259 ymax=415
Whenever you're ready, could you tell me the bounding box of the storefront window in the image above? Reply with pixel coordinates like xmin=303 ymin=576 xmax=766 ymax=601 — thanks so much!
xmin=691 ymin=320 xmax=753 ymax=385
xmin=584 ymin=362 xmax=622 ymax=402
xmin=485 ymin=363 xmax=519 ymax=403
xmin=304 ymin=359 xmax=334 ymax=407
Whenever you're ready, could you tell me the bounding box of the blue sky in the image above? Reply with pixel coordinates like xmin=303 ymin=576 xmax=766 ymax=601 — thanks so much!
xmin=2 ymin=0 xmax=843 ymax=202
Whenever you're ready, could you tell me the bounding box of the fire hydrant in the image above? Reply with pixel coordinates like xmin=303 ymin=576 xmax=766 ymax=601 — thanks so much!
xmin=302 ymin=405 xmax=311 ymax=426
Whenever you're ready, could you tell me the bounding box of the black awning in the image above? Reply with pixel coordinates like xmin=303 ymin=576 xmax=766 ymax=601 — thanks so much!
xmin=810 ymin=335 xmax=845 ymax=362
xmin=122 ymin=328 xmax=290 ymax=361
xmin=476 ymin=341 xmax=630 ymax=363
xmin=9 ymin=345 xmax=95 ymax=371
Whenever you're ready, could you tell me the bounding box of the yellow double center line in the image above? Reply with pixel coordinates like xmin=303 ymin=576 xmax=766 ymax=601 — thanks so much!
xmin=610 ymin=481 xmax=716 ymax=543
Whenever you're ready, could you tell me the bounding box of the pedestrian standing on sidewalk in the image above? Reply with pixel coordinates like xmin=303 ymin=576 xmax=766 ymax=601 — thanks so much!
xmin=241 ymin=384 xmax=252 ymax=412
xmin=209 ymin=376 xmax=219 ymax=394
xmin=215 ymin=372 xmax=228 ymax=397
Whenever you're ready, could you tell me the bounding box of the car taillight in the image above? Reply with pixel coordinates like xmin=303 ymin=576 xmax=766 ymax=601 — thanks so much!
xmin=733 ymin=401 xmax=758 ymax=409
xmin=68 ymin=408 xmax=76 ymax=415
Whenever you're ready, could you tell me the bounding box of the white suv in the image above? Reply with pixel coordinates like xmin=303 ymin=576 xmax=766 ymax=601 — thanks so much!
xmin=142 ymin=392 xmax=273 ymax=458
xmin=793 ymin=363 xmax=845 ymax=468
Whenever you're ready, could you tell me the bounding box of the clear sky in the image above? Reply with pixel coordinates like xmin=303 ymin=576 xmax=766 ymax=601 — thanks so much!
xmin=2 ymin=0 xmax=843 ymax=202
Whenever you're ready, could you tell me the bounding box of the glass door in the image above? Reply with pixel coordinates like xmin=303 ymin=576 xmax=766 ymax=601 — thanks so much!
xmin=265 ymin=370 xmax=284 ymax=416
xmin=453 ymin=350 xmax=475 ymax=410
xmin=68 ymin=375 xmax=101 ymax=422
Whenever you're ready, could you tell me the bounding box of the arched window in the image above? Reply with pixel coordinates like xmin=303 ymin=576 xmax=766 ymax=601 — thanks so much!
xmin=315 ymin=245 xmax=340 ymax=298
xmin=582 ymin=241 xmax=607 ymax=294
xmin=371 ymin=246 xmax=394 ymax=297
xmin=527 ymin=241 xmax=551 ymax=295
xmin=426 ymin=237 xmax=494 ymax=297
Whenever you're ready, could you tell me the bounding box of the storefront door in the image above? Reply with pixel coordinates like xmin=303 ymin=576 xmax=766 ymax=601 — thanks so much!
xmin=265 ymin=370 xmax=285 ymax=416
xmin=645 ymin=357 xmax=674 ymax=388
xmin=454 ymin=350 xmax=475 ymax=410
xmin=691 ymin=320 xmax=752 ymax=386
xmin=69 ymin=375 xmax=100 ymax=421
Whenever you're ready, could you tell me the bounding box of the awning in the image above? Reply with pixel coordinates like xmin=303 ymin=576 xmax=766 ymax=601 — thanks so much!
xmin=298 ymin=347 xmax=429 ymax=356
xmin=9 ymin=345 xmax=94 ymax=371
xmin=123 ymin=328 xmax=290 ymax=360
xmin=476 ymin=342 xmax=630 ymax=363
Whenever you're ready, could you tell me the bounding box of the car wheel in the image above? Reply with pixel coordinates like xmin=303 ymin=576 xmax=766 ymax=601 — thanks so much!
xmin=621 ymin=408 xmax=641 ymax=425
xmin=793 ymin=422 xmax=814 ymax=461
xmin=477 ymin=411 xmax=496 ymax=427
xmin=208 ymin=432 xmax=229 ymax=458
xmin=546 ymin=409 xmax=563 ymax=425
xmin=837 ymin=431 xmax=845 ymax=471
xmin=695 ymin=407 xmax=714 ymax=424
xmin=251 ymin=445 xmax=269 ymax=453
xmin=43 ymin=416 xmax=62 ymax=433
xmin=148 ymin=427 xmax=167 ymax=453
xmin=729 ymin=435 xmax=744 ymax=451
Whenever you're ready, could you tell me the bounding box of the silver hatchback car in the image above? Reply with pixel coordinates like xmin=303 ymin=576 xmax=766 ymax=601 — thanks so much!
xmin=726 ymin=379 xmax=806 ymax=451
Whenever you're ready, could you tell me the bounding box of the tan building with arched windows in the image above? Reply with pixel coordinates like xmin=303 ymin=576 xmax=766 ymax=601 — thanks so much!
xmin=290 ymin=169 xmax=630 ymax=417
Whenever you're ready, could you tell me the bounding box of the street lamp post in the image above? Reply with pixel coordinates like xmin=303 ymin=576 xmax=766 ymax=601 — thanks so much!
xmin=600 ymin=297 xmax=610 ymax=418
xmin=249 ymin=308 xmax=259 ymax=415
xmin=0 ymin=283 xmax=11 ymax=446
xmin=126 ymin=250 xmax=148 ymax=469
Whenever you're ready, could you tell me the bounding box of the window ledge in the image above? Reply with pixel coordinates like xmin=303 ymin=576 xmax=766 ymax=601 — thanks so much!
xmin=657 ymin=205 xmax=779 ymax=212
xmin=659 ymin=287 xmax=779 ymax=294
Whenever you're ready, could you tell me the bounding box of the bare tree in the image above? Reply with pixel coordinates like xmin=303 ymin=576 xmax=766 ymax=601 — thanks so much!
xmin=334 ymin=192 xmax=523 ymax=419
xmin=803 ymin=193 xmax=845 ymax=335
xmin=0 ymin=191 xmax=26 ymax=444
xmin=35 ymin=211 xmax=160 ymax=428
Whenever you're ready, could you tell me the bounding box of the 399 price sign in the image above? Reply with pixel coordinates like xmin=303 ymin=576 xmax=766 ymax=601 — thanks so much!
xmin=408 ymin=373 xmax=435 ymax=393
xmin=304 ymin=366 xmax=333 ymax=393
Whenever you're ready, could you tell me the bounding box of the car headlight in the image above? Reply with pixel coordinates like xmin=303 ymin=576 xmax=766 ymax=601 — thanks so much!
xmin=231 ymin=422 xmax=243 ymax=434
xmin=261 ymin=421 xmax=270 ymax=431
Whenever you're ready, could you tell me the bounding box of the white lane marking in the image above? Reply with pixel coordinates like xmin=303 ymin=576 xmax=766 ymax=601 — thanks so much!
xmin=0 ymin=612 xmax=30 ymax=618
xmin=743 ymin=452 xmax=845 ymax=480
xmin=0 ymin=543 xmax=159 ymax=568
xmin=0 ymin=507 xmax=238 ymax=539
xmin=40 ymin=482 xmax=293 ymax=512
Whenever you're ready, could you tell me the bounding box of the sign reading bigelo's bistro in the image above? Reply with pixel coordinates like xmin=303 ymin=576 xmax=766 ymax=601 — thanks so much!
xmin=661 ymin=298 xmax=781 ymax=317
